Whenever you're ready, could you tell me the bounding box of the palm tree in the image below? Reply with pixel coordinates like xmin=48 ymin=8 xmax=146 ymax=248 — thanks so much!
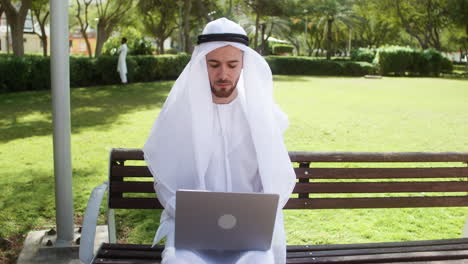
xmin=313 ymin=0 xmax=358 ymax=59
xmin=240 ymin=15 xmax=290 ymax=55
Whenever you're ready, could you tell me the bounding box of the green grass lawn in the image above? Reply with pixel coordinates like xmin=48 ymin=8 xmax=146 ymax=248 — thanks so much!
xmin=0 ymin=76 xmax=467 ymax=262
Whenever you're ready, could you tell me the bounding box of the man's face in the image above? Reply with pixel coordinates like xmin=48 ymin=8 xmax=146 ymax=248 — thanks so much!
xmin=206 ymin=45 xmax=243 ymax=99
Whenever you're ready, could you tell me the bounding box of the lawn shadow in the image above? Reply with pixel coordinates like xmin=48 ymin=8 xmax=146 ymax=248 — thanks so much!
xmin=0 ymin=81 xmax=173 ymax=143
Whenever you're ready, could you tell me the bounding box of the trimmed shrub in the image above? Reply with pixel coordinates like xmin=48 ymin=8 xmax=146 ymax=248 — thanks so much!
xmin=0 ymin=56 xmax=36 ymax=92
xmin=165 ymin=48 xmax=179 ymax=54
xmin=70 ymin=57 xmax=97 ymax=87
xmin=374 ymin=46 xmax=452 ymax=76
xmin=350 ymin=48 xmax=376 ymax=63
xmin=0 ymin=54 xmax=191 ymax=93
xmin=28 ymin=56 xmax=51 ymax=91
xmin=265 ymin=56 xmax=375 ymax=76
xmin=441 ymin=56 xmax=453 ymax=73
xmin=272 ymin=44 xmax=294 ymax=55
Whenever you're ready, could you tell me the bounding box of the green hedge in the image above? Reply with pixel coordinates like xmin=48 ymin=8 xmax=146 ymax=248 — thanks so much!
xmin=272 ymin=44 xmax=294 ymax=55
xmin=265 ymin=56 xmax=376 ymax=76
xmin=374 ymin=46 xmax=452 ymax=76
xmin=0 ymin=54 xmax=190 ymax=93
xmin=350 ymin=48 xmax=376 ymax=63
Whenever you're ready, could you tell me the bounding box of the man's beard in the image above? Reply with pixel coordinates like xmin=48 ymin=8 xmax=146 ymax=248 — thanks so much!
xmin=211 ymin=80 xmax=237 ymax=98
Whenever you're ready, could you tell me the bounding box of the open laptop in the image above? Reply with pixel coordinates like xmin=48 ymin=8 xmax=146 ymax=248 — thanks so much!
xmin=175 ymin=190 xmax=279 ymax=251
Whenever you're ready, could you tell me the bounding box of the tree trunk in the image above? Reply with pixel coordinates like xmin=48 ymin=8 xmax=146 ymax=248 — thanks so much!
xmin=159 ymin=39 xmax=164 ymax=55
xmin=41 ymin=35 xmax=47 ymax=56
xmin=183 ymin=0 xmax=192 ymax=53
xmin=81 ymin=30 xmax=93 ymax=57
xmin=10 ymin=19 xmax=25 ymax=57
xmin=95 ymin=21 xmax=110 ymax=57
xmin=254 ymin=12 xmax=259 ymax=51
xmin=1 ymin=0 xmax=32 ymax=57
xmin=260 ymin=23 xmax=266 ymax=55
xmin=326 ymin=18 xmax=333 ymax=60
xmin=33 ymin=10 xmax=49 ymax=56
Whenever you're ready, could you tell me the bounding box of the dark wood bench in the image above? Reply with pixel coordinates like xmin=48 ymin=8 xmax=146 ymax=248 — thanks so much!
xmin=82 ymin=148 xmax=468 ymax=263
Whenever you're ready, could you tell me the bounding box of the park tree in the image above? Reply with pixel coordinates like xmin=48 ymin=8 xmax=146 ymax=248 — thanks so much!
xmin=446 ymin=0 xmax=468 ymax=58
xmin=75 ymin=0 xmax=95 ymax=57
xmin=0 ymin=0 xmax=32 ymax=57
xmin=382 ymin=0 xmax=450 ymax=50
xmin=313 ymin=0 xmax=358 ymax=59
xmin=94 ymin=0 xmax=133 ymax=57
xmin=242 ymin=0 xmax=287 ymax=53
xmin=178 ymin=0 xmax=193 ymax=53
xmin=31 ymin=0 xmax=49 ymax=56
xmin=240 ymin=15 xmax=290 ymax=54
xmin=352 ymin=0 xmax=400 ymax=48
xmin=183 ymin=0 xmax=222 ymax=53
xmin=137 ymin=0 xmax=178 ymax=54
xmin=448 ymin=0 xmax=468 ymax=38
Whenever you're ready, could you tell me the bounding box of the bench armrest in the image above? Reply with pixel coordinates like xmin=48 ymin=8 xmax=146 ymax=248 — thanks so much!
xmin=79 ymin=182 xmax=108 ymax=264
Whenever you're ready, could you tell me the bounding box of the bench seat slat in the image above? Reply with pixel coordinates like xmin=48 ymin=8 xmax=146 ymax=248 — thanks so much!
xmin=294 ymin=167 xmax=468 ymax=179
xmin=96 ymin=249 xmax=161 ymax=259
xmin=293 ymin=182 xmax=468 ymax=194
xmin=286 ymin=250 xmax=468 ymax=263
xmin=93 ymin=239 xmax=468 ymax=264
xmin=287 ymin=244 xmax=468 ymax=258
xmin=286 ymin=238 xmax=468 ymax=252
xmin=93 ymin=258 xmax=159 ymax=264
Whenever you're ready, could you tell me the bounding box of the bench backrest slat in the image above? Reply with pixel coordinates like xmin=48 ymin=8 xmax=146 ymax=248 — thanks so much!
xmin=108 ymin=149 xmax=468 ymax=210
xmin=295 ymin=167 xmax=468 ymax=179
xmin=293 ymin=182 xmax=468 ymax=194
xmin=285 ymin=196 xmax=468 ymax=209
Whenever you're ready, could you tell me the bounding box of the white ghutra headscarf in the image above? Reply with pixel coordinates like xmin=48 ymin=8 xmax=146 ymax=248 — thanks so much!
xmin=143 ymin=17 xmax=295 ymax=208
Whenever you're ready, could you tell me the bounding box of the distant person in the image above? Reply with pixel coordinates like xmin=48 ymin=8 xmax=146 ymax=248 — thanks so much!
xmin=117 ymin=38 xmax=128 ymax=84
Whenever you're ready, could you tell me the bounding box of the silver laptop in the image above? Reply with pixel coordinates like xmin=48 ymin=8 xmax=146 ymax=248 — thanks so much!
xmin=175 ymin=190 xmax=279 ymax=251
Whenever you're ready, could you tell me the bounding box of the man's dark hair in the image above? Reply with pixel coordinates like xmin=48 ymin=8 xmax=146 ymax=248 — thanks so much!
xmin=122 ymin=37 xmax=127 ymax=43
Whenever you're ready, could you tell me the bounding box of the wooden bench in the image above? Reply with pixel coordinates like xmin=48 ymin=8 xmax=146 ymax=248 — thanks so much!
xmin=81 ymin=148 xmax=468 ymax=264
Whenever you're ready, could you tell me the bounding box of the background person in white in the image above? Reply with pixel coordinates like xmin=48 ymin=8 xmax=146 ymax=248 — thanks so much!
xmin=143 ymin=18 xmax=296 ymax=264
xmin=117 ymin=37 xmax=128 ymax=84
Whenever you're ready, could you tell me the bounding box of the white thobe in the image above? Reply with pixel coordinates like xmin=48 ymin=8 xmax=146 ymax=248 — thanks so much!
xmin=117 ymin=44 xmax=128 ymax=83
xmin=153 ymin=97 xmax=285 ymax=263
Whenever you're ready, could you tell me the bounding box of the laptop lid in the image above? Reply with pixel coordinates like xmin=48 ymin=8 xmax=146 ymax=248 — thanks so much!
xmin=175 ymin=190 xmax=279 ymax=251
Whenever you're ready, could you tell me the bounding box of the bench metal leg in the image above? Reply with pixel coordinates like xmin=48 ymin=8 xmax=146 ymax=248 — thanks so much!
xmin=107 ymin=208 xmax=117 ymax=243
xmin=462 ymin=215 xmax=468 ymax=238
xmin=79 ymin=182 xmax=109 ymax=264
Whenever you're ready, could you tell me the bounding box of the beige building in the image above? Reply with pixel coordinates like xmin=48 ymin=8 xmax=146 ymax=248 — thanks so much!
xmin=0 ymin=13 xmax=50 ymax=55
xmin=69 ymin=31 xmax=96 ymax=56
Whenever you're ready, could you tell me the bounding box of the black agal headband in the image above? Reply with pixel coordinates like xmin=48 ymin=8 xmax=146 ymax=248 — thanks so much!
xmin=197 ymin=33 xmax=249 ymax=46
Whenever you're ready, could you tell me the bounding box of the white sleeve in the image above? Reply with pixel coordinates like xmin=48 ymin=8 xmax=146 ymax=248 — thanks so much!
xmin=154 ymin=182 xmax=176 ymax=219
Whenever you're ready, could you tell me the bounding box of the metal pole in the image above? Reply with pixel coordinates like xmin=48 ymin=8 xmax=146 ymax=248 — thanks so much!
xmin=6 ymin=19 xmax=10 ymax=54
xmin=50 ymin=0 xmax=74 ymax=247
xmin=348 ymin=28 xmax=352 ymax=57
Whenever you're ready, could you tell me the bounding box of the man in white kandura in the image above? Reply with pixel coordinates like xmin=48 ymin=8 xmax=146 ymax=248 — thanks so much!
xmin=117 ymin=37 xmax=128 ymax=84
xmin=143 ymin=18 xmax=296 ymax=264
